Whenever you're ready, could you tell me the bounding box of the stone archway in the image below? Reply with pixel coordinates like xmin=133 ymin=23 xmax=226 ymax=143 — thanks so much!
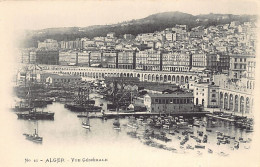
xmin=160 ymin=75 xmax=163 ymax=82
xmin=168 ymin=75 xmax=171 ymax=82
xmin=219 ymin=92 xmax=224 ymax=109
xmin=229 ymin=94 xmax=233 ymax=111
xmin=185 ymin=76 xmax=189 ymax=83
xmin=144 ymin=74 xmax=148 ymax=80
xmin=164 ymin=75 xmax=167 ymax=82
xmin=246 ymin=97 xmax=250 ymax=114
xmin=181 ymin=76 xmax=184 ymax=83
xmin=148 ymin=74 xmax=151 ymax=81
xmin=172 ymin=75 xmax=175 ymax=82
xmin=224 ymin=93 xmax=229 ymax=110
xmin=234 ymin=95 xmax=239 ymax=112
xmin=152 ymin=74 xmax=155 ymax=81
xmin=240 ymin=96 xmax=245 ymax=114
xmin=156 ymin=75 xmax=159 ymax=82
xmin=176 ymin=76 xmax=180 ymax=83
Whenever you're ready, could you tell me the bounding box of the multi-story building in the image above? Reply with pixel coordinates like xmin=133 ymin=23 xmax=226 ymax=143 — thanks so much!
xmin=162 ymin=51 xmax=191 ymax=72
xmin=246 ymin=57 xmax=256 ymax=79
xmin=136 ymin=49 xmax=162 ymax=71
xmin=46 ymin=74 xmax=82 ymax=86
xmin=59 ymin=51 xmax=77 ymax=65
xmin=117 ymin=50 xmax=136 ymax=69
xmin=38 ymin=39 xmax=59 ymax=49
xmin=165 ymin=33 xmax=177 ymax=41
xmin=193 ymin=82 xmax=219 ymax=108
xmin=192 ymin=53 xmax=218 ymax=71
xmin=32 ymin=50 xmax=59 ymax=65
xmin=216 ymin=53 xmax=230 ymax=72
xmin=123 ymin=34 xmax=135 ymax=40
xmin=89 ymin=51 xmax=102 ymax=67
xmin=229 ymin=54 xmax=255 ymax=79
xmin=78 ymin=52 xmax=90 ymax=67
xmin=101 ymin=50 xmax=118 ymax=68
xmin=144 ymin=91 xmax=194 ymax=113
xmin=213 ymin=74 xmax=254 ymax=115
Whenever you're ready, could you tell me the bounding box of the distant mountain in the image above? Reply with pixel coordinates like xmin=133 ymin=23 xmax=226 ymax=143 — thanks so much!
xmin=19 ymin=11 xmax=257 ymax=48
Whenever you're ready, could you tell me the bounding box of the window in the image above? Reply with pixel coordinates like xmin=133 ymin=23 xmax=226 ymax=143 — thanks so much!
xmin=235 ymin=58 xmax=237 ymax=62
xmin=202 ymin=93 xmax=204 ymax=96
xmin=173 ymin=99 xmax=176 ymax=104
xmin=211 ymin=99 xmax=216 ymax=102
xmin=170 ymin=99 xmax=173 ymax=103
xmin=162 ymin=99 xmax=165 ymax=104
xmin=212 ymin=94 xmax=216 ymax=97
xmin=212 ymin=90 xmax=216 ymax=92
xmin=155 ymin=99 xmax=159 ymax=103
xmin=240 ymin=58 xmax=242 ymax=62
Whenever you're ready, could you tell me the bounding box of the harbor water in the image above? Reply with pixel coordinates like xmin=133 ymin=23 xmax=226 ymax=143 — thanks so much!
xmin=4 ymin=93 xmax=257 ymax=167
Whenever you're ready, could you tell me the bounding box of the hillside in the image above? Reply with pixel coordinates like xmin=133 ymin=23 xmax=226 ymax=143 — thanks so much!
xmin=19 ymin=11 xmax=256 ymax=48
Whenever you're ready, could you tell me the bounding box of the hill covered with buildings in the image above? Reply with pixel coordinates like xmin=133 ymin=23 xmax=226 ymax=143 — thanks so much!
xmin=20 ymin=11 xmax=256 ymax=48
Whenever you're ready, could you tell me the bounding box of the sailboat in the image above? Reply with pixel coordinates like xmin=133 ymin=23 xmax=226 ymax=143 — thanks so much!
xmin=113 ymin=106 xmax=121 ymax=130
xmin=82 ymin=112 xmax=90 ymax=129
xmin=23 ymin=121 xmax=43 ymax=143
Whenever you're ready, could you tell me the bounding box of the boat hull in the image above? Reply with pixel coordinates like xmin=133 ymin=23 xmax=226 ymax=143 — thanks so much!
xmin=17 ymin=112 xmax=54 ymax=120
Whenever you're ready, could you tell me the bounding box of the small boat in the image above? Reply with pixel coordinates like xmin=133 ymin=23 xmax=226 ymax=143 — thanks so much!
xmin=82 ymin=111 xmax=90 ymax=129
xmin=113 ymin=119 xmax=121 ymax=130
xmin=218 ymin=152 xmax=229 ymax=157
xmin=163 ymin=125 xmax=170 ymax=130
xmin=195 ymin=145 xmax=205 ymax=149
xmin=127 ymin=123 xmax=138 ymax=129
xmin=186 ymin=144 xmax=194 ymax=150
xmin=23 ymin=121 xmax=42 ymax=143
xmin=208 ymin=148 xmax=213 ymax=153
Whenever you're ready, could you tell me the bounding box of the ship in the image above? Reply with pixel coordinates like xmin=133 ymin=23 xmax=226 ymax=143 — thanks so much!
xmin=23 ymin=121 xmax=43 ymax=143
xmin=17 ymin=108 xmax=54 ymax=120
xmin=65 ymin=87 xmax=101 ymax=112
xmin=82 ymin=112 xmax=91 ymax=129
xmin=12 ymin=102 xmax=33 ymax=112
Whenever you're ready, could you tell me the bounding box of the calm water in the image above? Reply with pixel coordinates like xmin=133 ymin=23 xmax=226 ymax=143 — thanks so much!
xmin=4 ymin=94 xmax=256 ymax=167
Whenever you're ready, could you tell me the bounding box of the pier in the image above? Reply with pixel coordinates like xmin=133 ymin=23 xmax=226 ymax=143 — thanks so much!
xmin=206 ymin=114 xmax=235 ymax=122
xmin=102 ymin=111 xmax=210 ymax=119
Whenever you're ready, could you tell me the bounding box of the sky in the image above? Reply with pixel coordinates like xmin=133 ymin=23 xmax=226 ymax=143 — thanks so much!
xmin=0 ymin=0 xmax=258 ymax=31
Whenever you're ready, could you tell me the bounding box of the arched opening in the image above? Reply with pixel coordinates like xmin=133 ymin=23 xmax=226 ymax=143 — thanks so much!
xmin=144 ymin=74 xmax=148 ymax=80
xmin=196 ymin=98 xmax=198 ymax=105
xmin=202 ymin=99 xmax=204 ymax=106
xmin=148 ymin=74 xmax=151 ymax=81
xmin=137 ymin=74 xmax=140 ymax=78
xmin=160 ymin=75 xmax=163 ymax=82
xmin=176 ymin=76 xmax=180 ymax=83
xmin=164 ymin=75 xmax=167 ymax=82
xmin=224 ymin=93 xmax=229 ymax=110
xmin=246 ymin=97 xmax=250 ymax=114
xmin=152 ymin=74 xmax=155 ymax=81
xmin=181 ymin=76 xmax=184 ymax=83
xmin=168 ymin=75 xmax=171 ymax=82
xmin=172 ymin=75 xmax=175 ymax=82
xmin=234 ymin=95 xmax=239 ymax=112
xmin=229 ymin=94 xmax=233 ymax=111
xmin=240 ymin=96 xmax=244 ymax=114
xmin=185 ymin=76 xmax=189 ymax=83
xmin=156 ymin=75 xmax=159 ymax=82
xmin=219 ymin=92 xmax=224 ymax=109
